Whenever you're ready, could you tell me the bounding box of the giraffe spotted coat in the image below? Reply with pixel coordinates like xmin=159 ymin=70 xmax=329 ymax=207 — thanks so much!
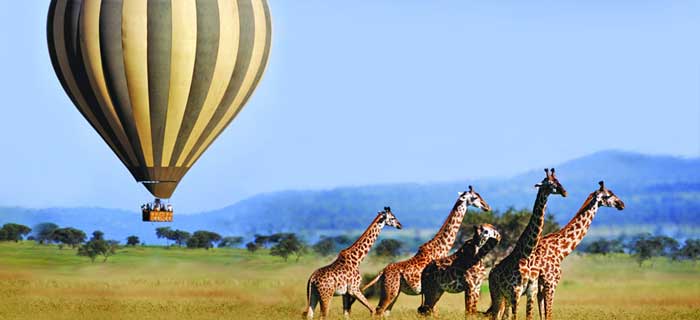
xmin=303 ymin=207 xmax=402 ymax=319
xmin=487 ymin=169 xmax=567 ymax=320
xmin=521 ymin=181 xmax=625 ymax=320
xmin=419 ymin=223 xmax=501 ymax=316
xmin=360 ymin=186 xmax=492 ymax=316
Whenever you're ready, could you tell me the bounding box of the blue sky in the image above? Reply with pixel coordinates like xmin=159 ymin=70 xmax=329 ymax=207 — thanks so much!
xmin=0 ymin=0 xmax=698 ymax=212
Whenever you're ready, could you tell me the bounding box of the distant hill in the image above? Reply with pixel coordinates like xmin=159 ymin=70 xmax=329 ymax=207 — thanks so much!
xmin=2 ymin=150 xmax=699 ymax=244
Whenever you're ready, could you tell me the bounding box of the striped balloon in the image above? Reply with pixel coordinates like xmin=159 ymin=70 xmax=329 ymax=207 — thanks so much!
xmin=47 ymin=0 xmax=272 ymax=198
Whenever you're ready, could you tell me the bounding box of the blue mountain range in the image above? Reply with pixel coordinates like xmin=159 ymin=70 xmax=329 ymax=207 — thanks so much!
xmin=1 ymin=150 xmax=698 ymax=244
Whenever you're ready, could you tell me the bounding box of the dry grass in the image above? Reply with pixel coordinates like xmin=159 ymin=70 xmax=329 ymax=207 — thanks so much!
xmin=0 ymin=242 xmax=699 ymax=319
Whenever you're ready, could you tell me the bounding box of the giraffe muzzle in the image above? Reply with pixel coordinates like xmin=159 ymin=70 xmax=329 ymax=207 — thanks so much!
xmin=615 ymin=201 xmax=625 ymax=210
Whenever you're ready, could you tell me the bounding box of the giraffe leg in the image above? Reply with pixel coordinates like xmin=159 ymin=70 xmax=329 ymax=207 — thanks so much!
xmin=542 ymin=282 xmax=556 ymax=320
xmin=349 ymin=289 xmax=375 ymax=317
xmin=524 ymin=281 xmax=537 ymax=320
xmin=375 ymin=271 xmax=400 ymax=316
xmin=536 ymin=279 xmax=545 ymax=320
xmin=342 ymin=294 xmax=353 ymax=319
xmin=419 ymin=287 xmax=443 ymax=316
xmin=384 ymin=294 xmax=400 ymax=317
xmin=510 ymin=288 xmax=522 ymax=320
xmin=466 ymin=285 xmax=480 ymax=315
xmin=303 ymin=282 xmax=320 ymax=319
xmin=316 ymin=287 xmax=334 ymax=320
xmin=493 ymin=297 xmax=507 ymax=320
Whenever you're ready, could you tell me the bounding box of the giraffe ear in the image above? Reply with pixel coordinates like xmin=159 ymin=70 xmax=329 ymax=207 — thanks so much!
xmin=534 ymin=183 xmax=543 ymax=188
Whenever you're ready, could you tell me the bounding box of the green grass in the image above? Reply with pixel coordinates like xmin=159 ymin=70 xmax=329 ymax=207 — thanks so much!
xmin=1 ymin=241 xmax=699 ymax=319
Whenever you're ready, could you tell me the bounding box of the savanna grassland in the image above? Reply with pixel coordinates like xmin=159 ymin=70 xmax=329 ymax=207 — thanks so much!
xmin=0 ymin=241 xmax=699 ymax=320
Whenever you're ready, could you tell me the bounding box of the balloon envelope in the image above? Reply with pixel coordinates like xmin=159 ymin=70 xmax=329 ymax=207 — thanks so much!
xmin=47 ymin=0 xmax=272 ymax=198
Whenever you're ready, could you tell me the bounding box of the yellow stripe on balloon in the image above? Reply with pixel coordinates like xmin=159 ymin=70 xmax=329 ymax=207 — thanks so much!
xmin=122 ymin=0 xmax=154 ymax=167
xmin=176 ymin=0 xmax=240 ymax=167
xmin=186 ymin=0 xmax=269 ymax=167
xmin=160 ymin=0 xmax=198 ymax=167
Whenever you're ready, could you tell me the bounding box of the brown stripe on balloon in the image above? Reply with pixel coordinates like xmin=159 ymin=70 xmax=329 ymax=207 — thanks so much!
xmin=182 ymin=0 xmax=256 ymax=166
xmin=79 ymin=0 xmax=140 ymax=166
xmin=147 ymin=0 xmax=172 ymax=167
xmin=50 ymin=0 xmax=134 ymax=169
xmin=231 ymin=0 xmax=272 ymax=126
xmin=99 ymin=0 xmax=148 ymax=180
xmin=174 ymin=0 xmax=239 ymax=166
xmin=168 ymin=0 xmax=221 ymax=167
xmin=184 ymin=0 xmax=271 ymax=167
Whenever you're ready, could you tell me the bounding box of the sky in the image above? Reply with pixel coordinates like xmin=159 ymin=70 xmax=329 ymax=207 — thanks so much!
xmin=0 ymin=0 xmax=698 ymax=213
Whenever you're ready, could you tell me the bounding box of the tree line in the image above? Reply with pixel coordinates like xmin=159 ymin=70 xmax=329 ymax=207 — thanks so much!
xmin=1 ymin=218 xmax=698 ymax=267
xmin=583 ymin=234 xmax=700 ymax=266
xmin=457 ymin=209 xmax=700 ymax=267
xmin=154 ymin=227 xmax=243 ymax=250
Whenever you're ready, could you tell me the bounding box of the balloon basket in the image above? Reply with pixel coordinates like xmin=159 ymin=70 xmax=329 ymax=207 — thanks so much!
xmin=142 ymin=210 xmax=173 ymax=222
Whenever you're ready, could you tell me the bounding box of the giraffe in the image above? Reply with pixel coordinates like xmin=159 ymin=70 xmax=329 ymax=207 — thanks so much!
xmin=486 ymin=168 xmax=567 ymax=320
xmin=418 ymin=223 xmax=502 ymax=317
xmin=302 ymin=207 xmax=403 ymax=319
xmin=522 ymin=181 xmax=625 ymax=320
xmin=360 ymin=186 xmax=492 ymax=316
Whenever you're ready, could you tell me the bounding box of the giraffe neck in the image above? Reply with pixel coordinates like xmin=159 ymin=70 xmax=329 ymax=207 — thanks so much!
xmin=340 ymin=215 xmax=384 ymax=266
xmin=423 ymin=200 xmax=467 ymax=257
xmin=555 ymin=194 xmax=600 ymax=256
xmin=510 ymin=188 xmax=549 ymax=261
xmin=452 ymin=236 xmax=498 ymax=269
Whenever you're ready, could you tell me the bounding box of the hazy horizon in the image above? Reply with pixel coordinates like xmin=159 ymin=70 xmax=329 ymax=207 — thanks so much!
xmin=0 ymin=1 xmax=698 ymax=212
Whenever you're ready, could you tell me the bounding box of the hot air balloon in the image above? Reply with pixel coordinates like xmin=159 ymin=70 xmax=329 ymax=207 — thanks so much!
xmin=47 ymin=0 xmax=272 ymax=221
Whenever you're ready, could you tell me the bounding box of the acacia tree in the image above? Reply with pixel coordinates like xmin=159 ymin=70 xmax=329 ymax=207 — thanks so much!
xmin=126 ymin=236 xmax=140 ymax=246
xmin=51 ymin=227 xmax=86 ymax=249
xmin=155 ymin=227 xmax=172 ymax=245
xmin=374 ymin=239 xmax=403 ymax=258
xmin=78 ymin=233 xmax=119 ymax=263
xmin=0 ymin=223 xmax=32 ymax=242
xmin=218 ymin=236 xmax=244 ymax=248
xmin=676 ymin=239 xmax=700 ymax=264
xmin=270 ymin=233 xmax=307 ymax=262
xmin=312 ymin=235 xmax=354 ymax=256
xmin=33 ymin=223 xmax=59 ymax=244
xmin=187 ymin=231 xmax=222 ymax=250
xmin=169 ymin=230 xmax=191 ymax=247
xmin=246 ymin=242 xmax=258 ymax=254
xmin=312 ymin=236 xmax=336 ymax=256
xmin=585 ymin=239 xmax=625 ymax=255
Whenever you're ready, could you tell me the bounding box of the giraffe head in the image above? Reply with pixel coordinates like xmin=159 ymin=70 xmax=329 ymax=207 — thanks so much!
xmin=593 ymin=181 xmax=625 ymax=210
xmin=535 ymin=168 xmax=568 ymax=197
xmin=457 ymin=185 xmax=492 ymax=212
xmin=380 ymin=206 xmax=403 ymax=229
xmin=473 ymin=223 xmax=501 ymax=248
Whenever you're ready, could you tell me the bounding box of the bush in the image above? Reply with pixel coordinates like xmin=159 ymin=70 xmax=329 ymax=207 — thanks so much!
xmin=270 ymin=233 xmax=307 ymax=261
xmin=374 ymin=239 xmax=403 ymax=258
xmin=186 ymin=231 xmax=222 ymax=250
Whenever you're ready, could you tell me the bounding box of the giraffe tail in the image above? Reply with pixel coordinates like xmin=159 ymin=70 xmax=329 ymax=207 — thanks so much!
xmin=361 ymin=271 xmax=383 ymax=292
xmin=302 ymin=278 xmax=311 ymax=318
